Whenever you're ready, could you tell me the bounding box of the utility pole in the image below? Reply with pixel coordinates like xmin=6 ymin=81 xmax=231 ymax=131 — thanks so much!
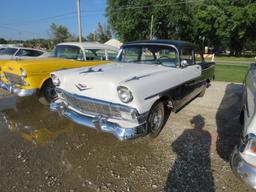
xmin=76 ymin=0 xmax=83 ymax=43
xmin=150 ymin=15 xmax=154 ymax=40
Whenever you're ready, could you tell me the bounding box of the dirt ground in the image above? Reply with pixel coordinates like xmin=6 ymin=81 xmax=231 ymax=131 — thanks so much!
xmin=0 ymin=81 xmax=254 ymax=192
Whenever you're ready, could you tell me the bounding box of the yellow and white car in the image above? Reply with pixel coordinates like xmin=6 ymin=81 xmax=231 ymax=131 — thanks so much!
xmin=0 ymin=42 xmax=118 ymax=104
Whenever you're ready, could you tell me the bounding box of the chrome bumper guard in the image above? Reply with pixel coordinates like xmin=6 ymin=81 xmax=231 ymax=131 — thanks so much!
xmin=0 ymin=80 xmax=36 ymax=97
xmin=50 ymin=101 xmax=147 ymax=141
xmin=231 ymin=146 xmax=256 ymax=189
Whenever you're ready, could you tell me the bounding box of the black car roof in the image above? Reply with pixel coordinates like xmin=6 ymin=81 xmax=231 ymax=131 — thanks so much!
xmin=122 ymin=39 xmax=195 ymax=49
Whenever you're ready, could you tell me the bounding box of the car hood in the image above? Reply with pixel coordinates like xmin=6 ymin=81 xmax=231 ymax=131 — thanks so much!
xmin=57 ymin=62 xmax=172 ymax=84
xmin=1 ymin=58 xmax=109 ymax=77
xmin=53 ymin=62 xmax=176 ymax=108
xmin=3 ymin=58 xmax=68 ymax=67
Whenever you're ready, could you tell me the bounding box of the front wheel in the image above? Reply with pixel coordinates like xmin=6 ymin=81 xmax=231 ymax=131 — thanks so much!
xmin=147 ymin=101 xmax=166 ymax=138
xmin=38 ymin=80 xmax=57 ymax=105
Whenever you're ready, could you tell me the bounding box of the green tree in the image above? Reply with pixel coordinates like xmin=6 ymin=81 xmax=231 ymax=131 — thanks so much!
xmin=107 ymin=0 xmax=256 ymax=55
xmin=95 ymin=22 xmax=112 ymax=43
xmin=86 ymin=23 xmax=112 ymax=43
xmin=24 ymin=38 xmax=52 ymax=50
xmin=86 ymin=32 xmax=96 ymax=41
xmin=193 ymin=0 xmax=256 ymax=55
xmin=107 ymin=0 xmax=155 ymax=42
xmin=49 ymin=23 xmax=71 ymax=44
xmin=107 ymin=0 xmax=198 ymax=42
xmin=0 ymin=38 xmax=7 ymax=44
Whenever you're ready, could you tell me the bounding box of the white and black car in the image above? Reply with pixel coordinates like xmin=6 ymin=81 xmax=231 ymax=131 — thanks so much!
xmin=231 ymin=63 xmax=256 ymax=189
xmin=50 ymin=40 xmax=215 ymax=140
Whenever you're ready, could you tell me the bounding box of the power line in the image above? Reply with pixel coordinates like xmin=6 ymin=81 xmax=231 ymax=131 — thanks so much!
xmin=105 ymin=0 xmax=202 ymax=10
xmin=1 ymin=11 xmax=77 ymax=26
xmin=0 ymin=0 xmax=201 ymax=27
xmin=0 ymin=26 xmax=42 ymax=36
xmin=0 ymin=0 xmax=203 ymax=39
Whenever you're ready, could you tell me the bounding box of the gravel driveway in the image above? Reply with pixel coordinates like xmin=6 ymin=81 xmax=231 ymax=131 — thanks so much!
xmin=0 ymin=81 xmax=254 ymax=192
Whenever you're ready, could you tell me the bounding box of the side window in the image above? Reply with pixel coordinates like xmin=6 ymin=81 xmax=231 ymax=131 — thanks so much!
xmin=16 ymin=49 xmax=43 ymax=57
xmin=16 ymin=49 xmax=29 ymax=56
xmin=181 ymin=48 xmax=194 ymax=65
xmin=31 ymin=50 xmax=43 ymax=56
xmin=107 ymin=50 xmax=118 ymax=61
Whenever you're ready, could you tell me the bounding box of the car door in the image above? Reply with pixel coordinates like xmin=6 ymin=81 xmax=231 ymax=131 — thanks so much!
xmin=179 ymin=47 xmax=203 ymax=107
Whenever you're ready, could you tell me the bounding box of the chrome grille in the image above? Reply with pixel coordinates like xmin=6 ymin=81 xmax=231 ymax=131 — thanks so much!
xmin=4 ymin=72 xmax=24 ymax=85
xmin=60 ymin=90 xmax=121 ymax=118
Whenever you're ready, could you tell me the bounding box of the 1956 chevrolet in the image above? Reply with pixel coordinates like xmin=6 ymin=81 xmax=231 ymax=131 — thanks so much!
xmin=50 ymin=40 xmax=215 ymax=140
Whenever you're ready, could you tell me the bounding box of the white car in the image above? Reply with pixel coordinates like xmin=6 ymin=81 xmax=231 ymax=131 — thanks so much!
xmin=50 ymin=40 xmax=215 ymax=140
xmin=0 ymin=47 xmax=46 ymax=60
xmin=231 ymin=63 xmax=256 ymax=189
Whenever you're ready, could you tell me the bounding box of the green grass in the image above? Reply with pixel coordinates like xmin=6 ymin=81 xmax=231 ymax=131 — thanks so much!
xmin=215 ymin=56 xmax=255 ymax=62
xmin=215 ymin=63 xmax=248 ymax=83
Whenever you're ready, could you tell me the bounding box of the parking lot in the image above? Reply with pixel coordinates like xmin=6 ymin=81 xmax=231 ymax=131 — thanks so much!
xmin=0 ymin=81 xmax=254 ymax=192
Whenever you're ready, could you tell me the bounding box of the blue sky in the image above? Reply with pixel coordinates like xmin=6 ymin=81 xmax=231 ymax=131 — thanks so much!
xmin=0 ymin=0 xmax=107 ymax=40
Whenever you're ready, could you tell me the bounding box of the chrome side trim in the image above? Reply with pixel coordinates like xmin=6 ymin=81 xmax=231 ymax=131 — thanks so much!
xmin=50 ymin=101 xmax=147 ymax=141
xmin=0 ymin=80 xmax=36 ymax=97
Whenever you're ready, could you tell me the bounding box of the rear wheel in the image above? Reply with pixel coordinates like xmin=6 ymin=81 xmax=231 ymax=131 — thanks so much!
xmin=38 ymin=80 xmax=57 ymax=105
xmin=147 ymin=101 xmax=166 ymax=138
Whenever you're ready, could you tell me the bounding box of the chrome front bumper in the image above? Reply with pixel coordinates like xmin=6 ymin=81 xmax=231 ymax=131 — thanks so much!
xmin=231 ymin=146 xmax=256 ymax=189
xmin=0 ymin=80 xmax=36 ymax=97
xmin=50 ymin=101 xmax=147 ymax=141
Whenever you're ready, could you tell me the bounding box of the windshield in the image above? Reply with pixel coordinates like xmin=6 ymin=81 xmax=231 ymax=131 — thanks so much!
xmin=0 ymin=48 xmax=18 ymax=55
xmin=117 ymin=45 xmax=178 ymax=67
xmin=51 ymin=45 xmax=83 ymax=60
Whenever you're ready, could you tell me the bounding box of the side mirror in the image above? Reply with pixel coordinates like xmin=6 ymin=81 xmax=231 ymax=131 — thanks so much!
xmin=181 ymin=60 xmax=189 ymax=68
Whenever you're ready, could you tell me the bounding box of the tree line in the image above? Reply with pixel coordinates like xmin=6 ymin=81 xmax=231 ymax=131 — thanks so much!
xmin=107 ymin=0 xmax=256 ymax=56
xmin=1 ymin=0 xmax=255 ymax=56
xmin=0 ymin=22 xmax=112 ymax=50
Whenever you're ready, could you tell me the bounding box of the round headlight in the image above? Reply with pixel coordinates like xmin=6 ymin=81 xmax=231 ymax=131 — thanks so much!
xmin=117 ymin=86 xmax=133 ymax=103
xmin=20 ymin=68 xmax=27 ymax=78
xmin=51 ymin=74 xmax=60 ymax=86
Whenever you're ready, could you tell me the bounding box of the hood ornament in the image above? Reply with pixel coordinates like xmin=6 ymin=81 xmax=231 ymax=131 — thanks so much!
xmin=125 ymin=74 xmax=151 ymax=82
xmin=75 ymin=83 xmax=90 ymax=91
xmin=80 ymin=67 xmax=103 ymax=74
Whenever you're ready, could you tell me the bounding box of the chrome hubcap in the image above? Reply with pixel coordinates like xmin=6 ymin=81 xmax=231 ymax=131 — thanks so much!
xmin=149 ymin=104 xmax=164 ymax=132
